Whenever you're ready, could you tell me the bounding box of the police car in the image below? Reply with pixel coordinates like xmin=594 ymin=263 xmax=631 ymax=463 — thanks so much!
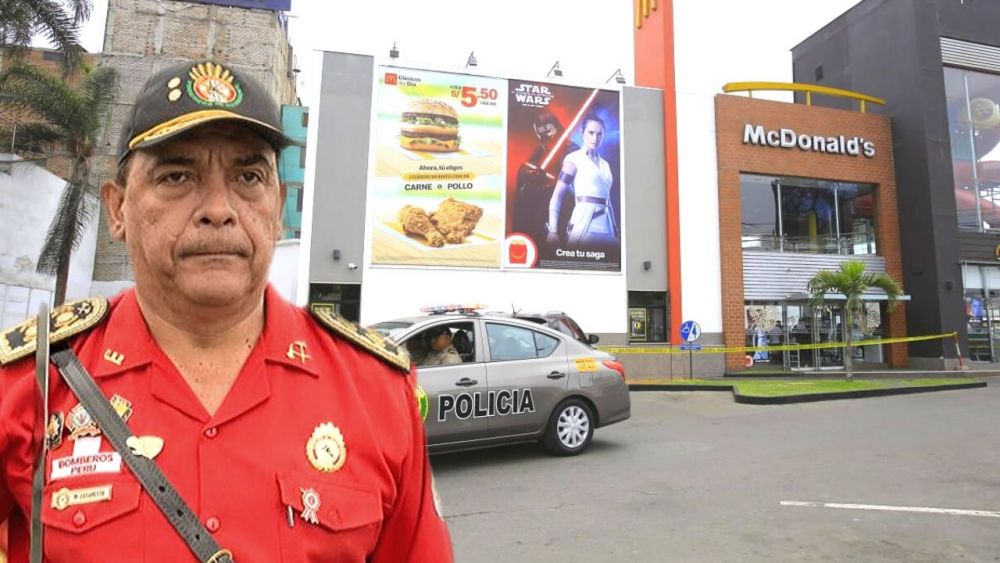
xmin=372 ymin=305 xmax=631 ymax=456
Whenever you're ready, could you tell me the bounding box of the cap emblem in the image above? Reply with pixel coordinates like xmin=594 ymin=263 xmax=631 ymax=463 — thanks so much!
xmin=186 ymin=62 xmax=243 ymax=108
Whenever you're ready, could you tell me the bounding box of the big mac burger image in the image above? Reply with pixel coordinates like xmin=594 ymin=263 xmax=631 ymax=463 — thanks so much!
xmin=400 ymin=99 xmax=460 ymax=152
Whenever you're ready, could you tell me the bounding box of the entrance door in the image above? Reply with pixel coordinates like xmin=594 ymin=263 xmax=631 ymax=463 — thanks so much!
xmin=814 ymin=304 xmax=844 ymax=369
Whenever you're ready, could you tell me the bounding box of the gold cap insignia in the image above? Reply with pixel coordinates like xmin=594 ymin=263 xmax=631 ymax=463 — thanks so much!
xmin=187 ymin=62 xmax=243 ymax=108
xmin=306 ymin=422 xmax=347 ymax=473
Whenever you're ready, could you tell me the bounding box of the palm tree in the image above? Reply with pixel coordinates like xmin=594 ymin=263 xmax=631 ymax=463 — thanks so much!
xmin=0 ymin=0 xmax=92 ymax=72
xmin=0 ymin=61 xmax=117 ymax=304
xmin=807 ymin=260 xmax=903 ymax=379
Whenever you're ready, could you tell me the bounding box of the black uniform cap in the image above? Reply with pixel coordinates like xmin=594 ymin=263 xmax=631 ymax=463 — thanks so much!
xmin=117 ymin=60 xmax=295 ymax=164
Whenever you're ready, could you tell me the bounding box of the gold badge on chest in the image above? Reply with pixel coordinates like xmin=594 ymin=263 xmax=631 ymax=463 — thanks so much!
xmin=306 ymin=422 xmax=347 ymax=473
xmin=66 ymin=394 xmax=133 ymax=440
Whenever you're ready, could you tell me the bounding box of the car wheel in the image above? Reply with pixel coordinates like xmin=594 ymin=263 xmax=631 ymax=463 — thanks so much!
xmin=543 ymin=398 xmax=594 ymax=456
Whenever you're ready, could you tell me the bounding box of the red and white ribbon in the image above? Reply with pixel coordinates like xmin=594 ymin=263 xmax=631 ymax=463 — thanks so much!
xmin=300 ymin=487 xmax=320 ymax=524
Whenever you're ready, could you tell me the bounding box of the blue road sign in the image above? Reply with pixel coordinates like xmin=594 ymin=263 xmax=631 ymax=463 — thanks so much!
xmin=679 ymin=343 xmax=703 ymax=351
xmin=680 ymin=320 xmax=702 ymax=343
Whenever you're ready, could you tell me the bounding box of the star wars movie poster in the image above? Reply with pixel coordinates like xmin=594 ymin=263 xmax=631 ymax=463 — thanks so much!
xmin=370 ymin=67 xmax=507 ymax=268
xmin=503 ymin=81 xmax=622 ymax=272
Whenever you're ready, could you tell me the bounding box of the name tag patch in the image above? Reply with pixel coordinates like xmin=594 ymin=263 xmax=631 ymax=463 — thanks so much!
xmin=50 ymin=451 xmax=122 ymax=481
xmin=51 ymin=484 xmax=112 ymax=511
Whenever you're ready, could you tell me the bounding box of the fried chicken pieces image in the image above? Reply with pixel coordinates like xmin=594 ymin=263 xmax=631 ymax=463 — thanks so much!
xmin=398 ymin=198 xmax=484 ymax=246
xmin=430 ymin=198 xmax=484 ymax=244
xmin=398 ymin=205 xmax=446 ymax=247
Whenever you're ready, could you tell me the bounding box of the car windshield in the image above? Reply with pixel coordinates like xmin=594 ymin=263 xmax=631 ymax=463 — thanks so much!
xmin=370 ymin=321 xmax=413 ymax=338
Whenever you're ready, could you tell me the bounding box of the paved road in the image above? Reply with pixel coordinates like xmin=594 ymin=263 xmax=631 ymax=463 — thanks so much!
xmin=431 ymin=381 xmax=1000 ymax=562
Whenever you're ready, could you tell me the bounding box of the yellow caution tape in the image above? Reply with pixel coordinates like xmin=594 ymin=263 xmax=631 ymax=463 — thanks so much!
xmin=598 ymin=332 xmax=957 ymax=356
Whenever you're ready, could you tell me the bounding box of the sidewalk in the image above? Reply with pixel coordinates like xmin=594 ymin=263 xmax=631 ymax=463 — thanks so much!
xmin=719 ymin=369 xmax=1000 ymax=380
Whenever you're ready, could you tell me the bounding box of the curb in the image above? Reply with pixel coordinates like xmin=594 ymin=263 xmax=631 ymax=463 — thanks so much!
xmin=628 ymin=384 xmax=732 ymax=392
xmin=733 ymin=381 xmax=987 ymax=404
xmin=627 ymin=381 xmax=988 ymax=403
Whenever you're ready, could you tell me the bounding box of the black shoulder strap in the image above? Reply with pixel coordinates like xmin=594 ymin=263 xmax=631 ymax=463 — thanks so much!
xmin=50 ymin=348 xmax=235 ymax=563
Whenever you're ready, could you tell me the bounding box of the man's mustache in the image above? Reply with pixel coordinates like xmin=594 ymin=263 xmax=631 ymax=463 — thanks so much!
xmin=178 ymin=239 xmax=251 ymax=257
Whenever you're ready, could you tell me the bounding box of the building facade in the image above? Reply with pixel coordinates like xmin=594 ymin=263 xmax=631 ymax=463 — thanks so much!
xmin=715 ymin=92 xmax=907 ymax=372
xmin=793 ymin=0 xmax=1000 ymax=369
xmin=279 ymin=104 xmax=308 ymax=239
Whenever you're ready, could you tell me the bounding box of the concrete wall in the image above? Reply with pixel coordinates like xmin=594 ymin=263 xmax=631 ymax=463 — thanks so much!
xmin=0 ymin=158 xmax=98 ymax=323
xmin=301 ymin=52 xmax=374 ymax=291
xmin=622 ymin=87 xmax=668 ymax=293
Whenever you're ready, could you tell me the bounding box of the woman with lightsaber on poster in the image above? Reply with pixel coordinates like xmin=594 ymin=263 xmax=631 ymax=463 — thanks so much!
xmin=546 ymin=114 xmax=618 ymax=247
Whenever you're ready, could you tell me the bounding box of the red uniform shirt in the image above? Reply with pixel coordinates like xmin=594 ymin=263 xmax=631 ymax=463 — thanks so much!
xmin=0 ymin=287 xmax=453 ymax=562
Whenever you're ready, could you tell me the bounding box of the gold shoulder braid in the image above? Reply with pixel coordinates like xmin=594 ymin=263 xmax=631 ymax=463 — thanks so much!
xmin=0 ymin=297 xmax=109 ymax=366
xmin=310 ymin=304 xmax=410 ymax=373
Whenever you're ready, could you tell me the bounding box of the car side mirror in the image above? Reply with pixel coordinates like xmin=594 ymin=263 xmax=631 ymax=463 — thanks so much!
xmin=588 ymin=334 xmax=600 ymax=344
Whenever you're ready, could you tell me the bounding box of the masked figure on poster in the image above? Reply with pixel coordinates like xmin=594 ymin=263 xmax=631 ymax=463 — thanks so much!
xmin=546 ymin=115 xmax=618 ymax=247
xmin=512 ymin=112 xmax=578 ymax=245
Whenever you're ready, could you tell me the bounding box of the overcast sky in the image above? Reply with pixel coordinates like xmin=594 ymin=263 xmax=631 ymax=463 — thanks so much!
xmin=77 ymin=0 xmax=864 ymax=107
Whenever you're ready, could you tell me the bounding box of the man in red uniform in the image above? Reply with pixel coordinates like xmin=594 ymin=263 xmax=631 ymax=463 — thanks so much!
xmin=0 ymin=60 xmax=453 ymax=562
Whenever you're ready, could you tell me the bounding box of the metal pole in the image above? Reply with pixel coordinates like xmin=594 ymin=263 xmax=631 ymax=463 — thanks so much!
xmin=688 ymin=349 xmax=693 ymax=380
xmin=833 ymin=183 xmax=841 ymax=254
xmin=962 ymin=73 xmax=983 ymax=230
xmin=954 ymin=332 xmax=966 ymax=370
xmin=775 ymin=179 xmax=784 ymax=252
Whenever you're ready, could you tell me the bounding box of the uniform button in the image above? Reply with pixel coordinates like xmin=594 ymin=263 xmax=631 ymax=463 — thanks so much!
xmin=206 ymin=517 xmax=221 ymax=532
xmin=72 ymin=510 xmax=86 ymax=527
xmin=204 ymin=427 xmax=218 ymax=438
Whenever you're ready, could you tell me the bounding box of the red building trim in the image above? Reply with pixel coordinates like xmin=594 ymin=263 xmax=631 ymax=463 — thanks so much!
xmin=634 ymin=0 xmax=682 ymax=342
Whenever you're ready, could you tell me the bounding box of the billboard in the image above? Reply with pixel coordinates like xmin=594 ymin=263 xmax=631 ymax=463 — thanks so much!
xmin=503 ymin=81 xmax=621 ymax=271
xmin=371 ymin=68 xmax=507 ymax=268
xmin=369 ymin=66 xmax=622 ymax=272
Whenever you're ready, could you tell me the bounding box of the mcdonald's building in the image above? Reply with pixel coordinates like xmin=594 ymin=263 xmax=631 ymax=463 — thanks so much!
xmin=273 ymin=0 xmax=1000 ymax=376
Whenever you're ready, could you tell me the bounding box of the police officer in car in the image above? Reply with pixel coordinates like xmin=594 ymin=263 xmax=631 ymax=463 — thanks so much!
xmin=420 ymin=326 xmax=462 ymax=366
xmin=0 ymin=60 xmax=452 ymax=562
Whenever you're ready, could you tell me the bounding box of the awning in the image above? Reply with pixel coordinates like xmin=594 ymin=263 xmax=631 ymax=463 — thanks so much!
xmin=783 ymin=292 xmax=912 ymax=302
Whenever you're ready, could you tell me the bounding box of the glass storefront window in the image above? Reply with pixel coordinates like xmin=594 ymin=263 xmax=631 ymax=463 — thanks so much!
xmin=744 ymin=301 xmax=885 ymax=370
xmin=740 ymin=174 xmax=877 ymax=255
xmin=740 ymin=176 xmax=779 ymax=251
xmin=961 ymin=263 xmax=1000 ymax=362
xmin=944 ymin=66 xmax=1000 ymax=232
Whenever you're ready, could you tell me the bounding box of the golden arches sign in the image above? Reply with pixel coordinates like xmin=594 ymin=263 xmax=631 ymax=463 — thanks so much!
xmin=635 ymin=0 xmax=657 ymax=29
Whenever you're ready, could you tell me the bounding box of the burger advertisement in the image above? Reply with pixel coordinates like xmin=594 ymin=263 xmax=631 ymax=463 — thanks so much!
xmin=369 ymin=65 xmax=622 ymax=272
xmin=371 ymin=67 xmax=507 ymax=268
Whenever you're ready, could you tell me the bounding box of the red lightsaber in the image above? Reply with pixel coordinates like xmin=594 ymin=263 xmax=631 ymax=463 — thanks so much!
xmin=537 ymin=88 xmax=602 ymax=174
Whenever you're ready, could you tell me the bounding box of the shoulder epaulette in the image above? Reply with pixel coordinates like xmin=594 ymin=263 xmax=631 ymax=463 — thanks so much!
xmin=310 ymin=304 xmax=410 ymax=373
xmin=0 ymin=297 xmax=109 ymax=366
